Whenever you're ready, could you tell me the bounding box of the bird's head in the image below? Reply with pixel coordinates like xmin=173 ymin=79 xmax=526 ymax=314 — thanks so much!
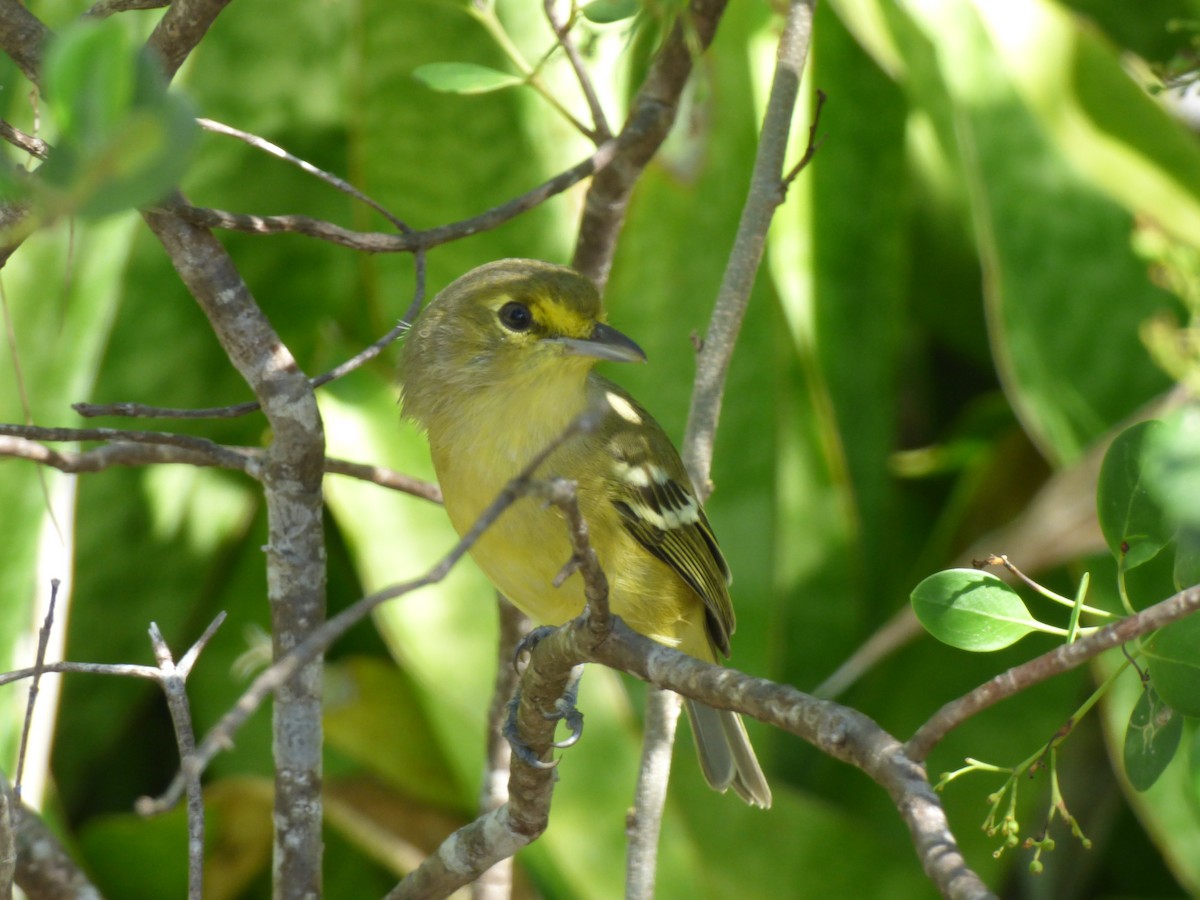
xmin=399 ymin=259 xmax=645 ymax=425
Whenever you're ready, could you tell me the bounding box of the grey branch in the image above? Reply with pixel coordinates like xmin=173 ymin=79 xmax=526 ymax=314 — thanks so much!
xmin=140 ymin=200 xmax=328 ymax=898
xmin=572 ymin=0 xmax=729 ymax=288
xmin=682 ymin=0 xmax=816 ymax=490
xmin=471 ymin=596 xmax=530 ymax=900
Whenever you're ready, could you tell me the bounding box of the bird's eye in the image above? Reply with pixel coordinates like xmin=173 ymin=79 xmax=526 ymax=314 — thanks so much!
xmin=498 ymin=301 xmax=533 ymax=333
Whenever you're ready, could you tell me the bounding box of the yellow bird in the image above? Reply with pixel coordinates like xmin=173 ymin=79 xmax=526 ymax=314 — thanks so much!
xmin=399 ymin=258 xmax=770 ymax=807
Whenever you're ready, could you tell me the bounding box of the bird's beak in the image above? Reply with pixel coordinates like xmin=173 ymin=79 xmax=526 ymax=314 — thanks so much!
xmin=553 ymin=322 xmax=647 ymax=364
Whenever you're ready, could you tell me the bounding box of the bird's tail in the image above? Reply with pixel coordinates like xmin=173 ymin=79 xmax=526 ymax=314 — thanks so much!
xmin=685 ymin=699 xmax=772 ymax=808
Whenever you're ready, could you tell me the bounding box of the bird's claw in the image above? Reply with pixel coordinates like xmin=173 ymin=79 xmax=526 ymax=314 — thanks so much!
xmin=511 ymin=625 xmax=559 ymax=670
xmin=503 ymin=664 xmax=585 ymax=765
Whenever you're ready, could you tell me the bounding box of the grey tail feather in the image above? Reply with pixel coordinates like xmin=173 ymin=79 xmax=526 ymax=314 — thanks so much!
xmin=685 ymin=699 xmax=772 ymax=808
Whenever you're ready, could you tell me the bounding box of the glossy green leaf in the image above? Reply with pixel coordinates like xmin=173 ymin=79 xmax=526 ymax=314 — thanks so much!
xmin=1097 ymin=421 xmax=1171 ymax=569
xmin=1147 ymin=613 xmax=1200 ymax=718
xmin=1144 ymin=405 xmax=1200 ymax=531
xmin=1124 ymin=684 xmax=1184 ymax=792
xmin=1175 ymin=526 xmax=1200 ymax=591
xmin=412 ymin=62 xmax=524 ymax=94
xmin=911 ymin=569 xmax=1039 ymax=651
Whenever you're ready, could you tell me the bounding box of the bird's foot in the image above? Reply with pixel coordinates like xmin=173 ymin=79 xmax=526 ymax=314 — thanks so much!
xmin=503 ymin=663 xmax=585 ymax=768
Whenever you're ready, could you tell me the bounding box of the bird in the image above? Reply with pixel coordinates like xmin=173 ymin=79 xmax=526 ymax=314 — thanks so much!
xmin=398 ymin=258 xmax=771 ymax=807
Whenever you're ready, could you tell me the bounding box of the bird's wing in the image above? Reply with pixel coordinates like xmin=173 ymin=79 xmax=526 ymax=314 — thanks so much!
xmin=598 ymin=391 xmax=736 ymax=657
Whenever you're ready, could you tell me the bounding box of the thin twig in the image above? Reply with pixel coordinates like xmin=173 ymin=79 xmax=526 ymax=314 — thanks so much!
xmin=0 ymin=660 xmax=162 ymax=687
xmin=148 ymin=617 xmax=223 ymax=900
xmin=162 ymin=137 xmax=619 ymax=253
xmin=14 ymin=580 xmax=57 ymax=805
xmin=543 ymin=0 xmax=611 ymax=142
xmin=625 ymin=1 xmax=819 ymax=888
xmin=0 ymin=425 xmax=263 ymax=474
xmin=905 ymin=584 xmax=1200 ymax=760
xmin=0 ymin=120 xmax=46 ymax=159
xmin=73 ymin=251 xmax=425 ymax=421
xmin=681 ymin=0 xmax=816 ymax=486
xmin=780 ymin=88 xmax=826 ymax=191
xmin=0 ymin=434 xmax=443 ymax=501
xmin=625 ymin=686 xmax=680 ymax=900
xmin=197 ymin=118 xmax=412 ymax=233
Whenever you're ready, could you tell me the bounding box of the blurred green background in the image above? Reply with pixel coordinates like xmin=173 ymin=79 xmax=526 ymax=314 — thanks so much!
xmin=1 ymin=0 xmax=1199 ymax=896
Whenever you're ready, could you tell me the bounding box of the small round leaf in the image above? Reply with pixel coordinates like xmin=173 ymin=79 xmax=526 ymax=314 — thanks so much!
xmin=911 ymin=569 xmax=1040 ymax=651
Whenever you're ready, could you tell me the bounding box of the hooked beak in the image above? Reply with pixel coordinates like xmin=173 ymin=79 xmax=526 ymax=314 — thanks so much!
xmin=553 ymin=322 xmax=647 ymax=364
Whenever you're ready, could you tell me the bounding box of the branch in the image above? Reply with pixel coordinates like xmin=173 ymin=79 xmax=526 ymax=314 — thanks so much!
xmin=8 ymin=785 xmax=100 ymax=898
xmin=626 ymin=1 xmax=818 ymax=885
xmin=0 ymin=771 xmax=12 ymax=900
xmin=0 ymin=0 xmax=48 ymax=85
xmin=471 ymin=597 xmax=530 ymax=900
xmin=0 ymin=432 xmax=442 ymax=507
xmin=681 ymin=0 xmax=816 ymax=489
xmin=140 ymin=199 xmax=327 ymax=897
xmin=572 ymin=0 xmax=728 ymax=287
xmin=0 ymin=120 xmax=47 ymax=160
xmin=905 ymin=585 xmax=1200 ymax=760
xmin=543 ymin=0 xmax=611 ymax=142
xmin=147 ymin=617 xmax=225 ymax=900
xmin=197 ymin=117 xmax=412 ymax=232
xmin=163 ymin=138 xmax=619 ymax=252
xmin=86 ymin=0 xmax=171 ymax=17
xmin=145 ymin=0 xmax=233 ymax=82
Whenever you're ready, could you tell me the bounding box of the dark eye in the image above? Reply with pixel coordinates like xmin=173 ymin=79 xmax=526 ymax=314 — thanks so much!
xmin=498 ymin=301 xmax=533 ymax=332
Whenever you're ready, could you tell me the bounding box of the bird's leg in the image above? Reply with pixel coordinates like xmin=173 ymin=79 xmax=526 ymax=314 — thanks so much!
xmin=505 ymin=628 xmax=586 ymax=767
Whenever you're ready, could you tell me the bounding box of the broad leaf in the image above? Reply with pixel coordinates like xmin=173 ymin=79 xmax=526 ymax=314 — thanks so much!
xmin=911 ymin=569 xmax=1040 ymax=651
xmin=1124 ymin=684 xmax=1183 ymax=792
xmin=1144 ymin=405 xmax=1200 ymax=531
xmin=1097 ymin=421 xmax=1171 ymax=570
xmin=1147 ymin=614 xmax=1200 ymax=718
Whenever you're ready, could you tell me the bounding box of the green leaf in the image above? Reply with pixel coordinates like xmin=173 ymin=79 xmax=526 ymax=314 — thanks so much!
xmin=37 ymin=18 xmax=198 ymax=218
xmin=1144 ymin=405 xmax=1200 ymax=531
xmin=1123 ymin=684 xmax=1183 ymax=792
xmin=911 ymin=569 xmax=1040 ymax=651
xmin=1097 ymin=421 xmax=1171 ymax=570
xmin=412 ymin=62 xmax=524 ymax=94
xmin=1147 ymin=613 xmax=1200 ymax=718
xmin=1174 ymin=526 xmax=1200 ymax=591
xmin=43 ymin=19 xmax=138 ymax=148
xmin=581 ymin=0 xmax=640 ymax=24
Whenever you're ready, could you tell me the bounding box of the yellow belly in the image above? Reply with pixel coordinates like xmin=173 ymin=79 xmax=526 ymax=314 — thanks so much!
xmin=436 ymin=446 xmax=711 ymax=661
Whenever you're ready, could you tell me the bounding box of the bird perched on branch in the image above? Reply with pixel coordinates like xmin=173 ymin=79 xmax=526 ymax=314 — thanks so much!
xmin=398 ymin=258 xmax=770 ymax=808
